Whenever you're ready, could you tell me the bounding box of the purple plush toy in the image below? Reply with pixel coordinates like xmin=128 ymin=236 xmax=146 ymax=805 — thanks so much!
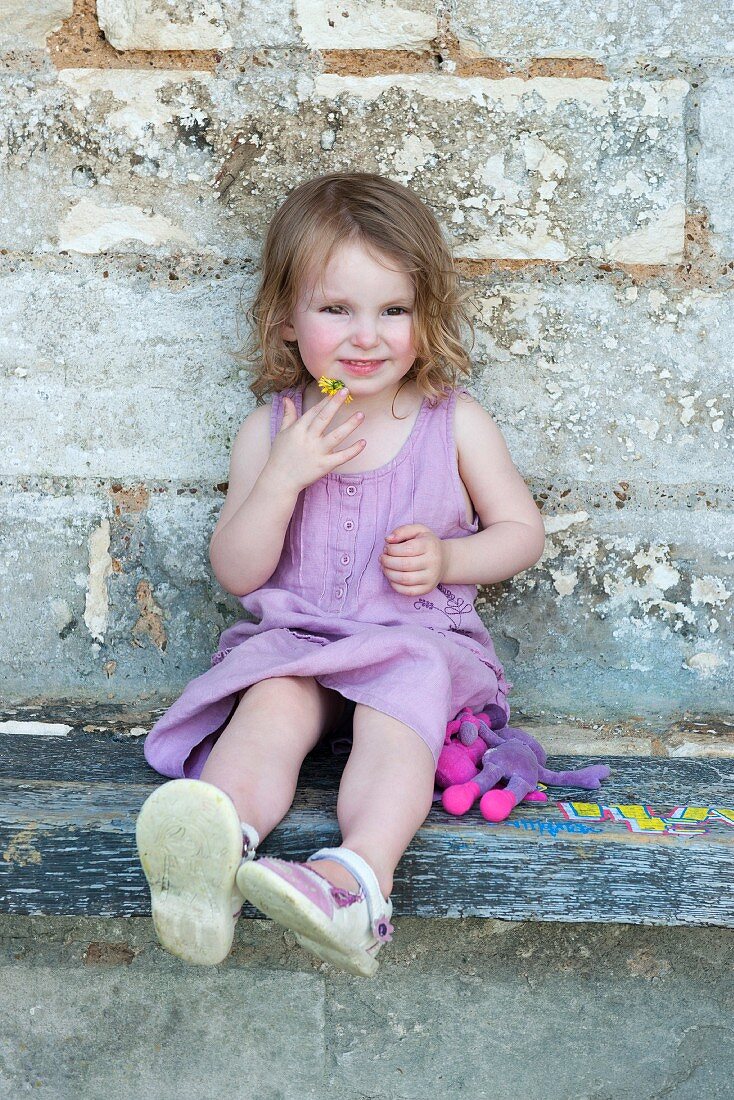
xmin=434 ymin=705 xmax=611 ymax=823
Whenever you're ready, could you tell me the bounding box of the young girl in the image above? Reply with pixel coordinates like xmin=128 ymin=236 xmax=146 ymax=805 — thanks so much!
xmin=135 ymin=172 xmax=546 ymax=978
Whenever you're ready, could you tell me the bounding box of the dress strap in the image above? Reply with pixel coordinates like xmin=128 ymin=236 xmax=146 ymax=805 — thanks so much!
xmin=269 ymin=391 xmax=282 ymax=443
xmin=270 ymin=387 xmax=300 ymax=442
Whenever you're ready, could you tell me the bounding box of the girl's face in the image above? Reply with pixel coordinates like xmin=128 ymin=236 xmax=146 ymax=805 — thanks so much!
xmin=280 ymin=240 xmax=417 ymax=393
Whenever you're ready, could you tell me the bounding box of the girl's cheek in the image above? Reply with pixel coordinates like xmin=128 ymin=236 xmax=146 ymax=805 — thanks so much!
xmin=319 ymin=332 xmax=341 ymax=356
xmin=399 ymin=327 xmax=417 ymax=356
xmin=399 ymin=318 xmax=416 ymax=350
xmin=305 ymin=323 xmax=340 ymax=356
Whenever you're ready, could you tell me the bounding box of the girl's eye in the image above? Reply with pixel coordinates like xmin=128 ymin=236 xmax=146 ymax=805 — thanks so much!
xmin=322 ymin=306 xmax=410 ymax=315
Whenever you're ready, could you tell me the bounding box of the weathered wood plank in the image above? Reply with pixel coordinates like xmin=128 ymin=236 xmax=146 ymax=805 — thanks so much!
xmin=1 ymin=731 xmax=733 ymax=800
xmin=1 ymin=761 xmax=732 ymax=925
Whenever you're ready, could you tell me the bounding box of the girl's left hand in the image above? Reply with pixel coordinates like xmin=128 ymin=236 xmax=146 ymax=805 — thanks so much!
xmin=379 ymin=524 xmax=449 ymax=595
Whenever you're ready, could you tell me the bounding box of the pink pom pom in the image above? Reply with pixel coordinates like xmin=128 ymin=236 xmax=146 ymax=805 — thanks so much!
xmin=480 ymin=788 xmax=518 ymax=822
xmin=442 ymin=781 xmax=480 ymax=816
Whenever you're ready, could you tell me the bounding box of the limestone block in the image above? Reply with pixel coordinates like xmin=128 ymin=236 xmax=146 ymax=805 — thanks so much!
xmin=187 ymin=0 xmax=304 ymax=49
xmin=452 ymin=0 xmax=734 ymax=62
xmin=0 ymin=0 xmax=72 ymax=48
xmin=506 ymin=506 xmax=734 ymax=716
xmin=467 ymin=278 xmax=733 ymax=483
xmin=1 ymin=481 xmax=731 ymax=708
xmin=0 ymin=67 xmax=688 ymax=262
xmin=294 ymin=0 xmax=437 ymax=51
xmin=97 ymin=0 xmax=232 ymax=50
xmin=0 ymin=483 xmax=229 ymax=695
xmin=1 ymin=343 xmax=247 ymax=478
xmin=219 ymin=73 xmax=688 ymax=264
xmin=696 ymin=77 xmax=734 ymax=262
xmin=0 ymin=263 xmax=254 ymax=479
xmin=0 ymin=68 xmax=245 ymax=255
xmin=1 ymin=266 xmax=730 ymax=483
xmin=57 ymin=197 xmax=197 ymax=253
xmin=0 ymin=487 xmax=112 ymax=687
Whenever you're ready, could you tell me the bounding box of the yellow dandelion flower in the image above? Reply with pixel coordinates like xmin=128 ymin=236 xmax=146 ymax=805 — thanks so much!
xmin=317 ymin=376 xmax=353 ymax=403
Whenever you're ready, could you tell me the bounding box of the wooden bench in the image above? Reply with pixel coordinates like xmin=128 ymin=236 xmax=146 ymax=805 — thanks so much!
xmin=1 ymin=720 xmax=732 ymax=927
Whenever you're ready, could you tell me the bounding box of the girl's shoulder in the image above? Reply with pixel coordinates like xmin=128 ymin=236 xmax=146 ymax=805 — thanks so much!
xmin=449 ymin=387 xmax=492 ymax=459
xmin=436 ymin=384 xmax=475 ymax=411
xmin=427 ymin=383 xmax=472 ymax=405
xmin=453 ymin=384 xmax=474 ymax=401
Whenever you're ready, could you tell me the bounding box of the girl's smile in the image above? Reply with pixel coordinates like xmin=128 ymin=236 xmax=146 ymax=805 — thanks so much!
xmin=339 ymin=359 xmax=385 ymax=375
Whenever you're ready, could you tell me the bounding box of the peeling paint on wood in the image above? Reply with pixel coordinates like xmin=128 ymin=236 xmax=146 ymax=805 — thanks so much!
xmin=0 ymin=721 xmax=72 ymax=738
xmin=1 ymin=732 xmax=731 ymax=926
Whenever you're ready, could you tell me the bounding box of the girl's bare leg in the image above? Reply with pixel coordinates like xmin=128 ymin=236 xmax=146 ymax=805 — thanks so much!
xmin=198 ymin=675 xmax=345 ymax=841
xmin=312 ymin=704 xmax=436 ymax=900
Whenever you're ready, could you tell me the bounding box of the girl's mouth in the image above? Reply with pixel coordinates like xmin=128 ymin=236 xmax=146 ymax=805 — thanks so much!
xmin=340 ymin=359 xmax=384 ymax=374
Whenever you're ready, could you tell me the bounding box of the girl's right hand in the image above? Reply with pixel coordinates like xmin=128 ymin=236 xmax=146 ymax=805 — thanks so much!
xmin=267 ymin=386 xmax=366 ymax=494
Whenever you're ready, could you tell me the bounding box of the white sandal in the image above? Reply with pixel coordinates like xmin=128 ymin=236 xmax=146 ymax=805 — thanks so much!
xmin=135 ymin=779 xmax=259 ymax=966
xmin=235 ymin=846 xmax=394 ymax=978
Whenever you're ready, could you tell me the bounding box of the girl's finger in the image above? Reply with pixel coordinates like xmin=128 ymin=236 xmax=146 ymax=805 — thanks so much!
xmin=316 ymin=386 xmax=350 ymax=427
xmin=301 ymin=386 xmax=348 ymax=424
xmin=383 ymin=565 xmax=426 ymax=582
xmin=390 ymin=582 xmax=425 ymax=595
xmin=382 ymin=554 xmax=422 ymax=568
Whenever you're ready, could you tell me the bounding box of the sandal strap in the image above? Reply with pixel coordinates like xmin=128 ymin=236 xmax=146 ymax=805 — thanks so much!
xmin=307 ymin=847 xmax=388 ymax=922
xmin=240 ymin=821 xmax=260 ymax=862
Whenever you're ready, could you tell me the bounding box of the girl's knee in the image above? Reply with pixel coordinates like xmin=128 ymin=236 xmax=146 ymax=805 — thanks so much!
xmin=229 ymin=675 xmax=341 ymax=752
xmin=236 ymin=674 xmax=316 ymax=712
xmin=351 ymin=704 xmax=435 ymax=769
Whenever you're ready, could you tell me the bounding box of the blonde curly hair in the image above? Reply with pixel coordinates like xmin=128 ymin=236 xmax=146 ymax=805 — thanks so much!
xmin=236 ymin=172 xmax=477 ymax=412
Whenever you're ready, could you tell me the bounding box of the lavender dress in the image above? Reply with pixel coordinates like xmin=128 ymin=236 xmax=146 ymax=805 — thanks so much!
xmin=143 ymin=384 xmax=514 ymax=778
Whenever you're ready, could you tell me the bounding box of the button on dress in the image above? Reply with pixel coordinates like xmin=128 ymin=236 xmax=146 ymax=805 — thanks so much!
xmin=143 ymin=383 xmax=514 ymax=779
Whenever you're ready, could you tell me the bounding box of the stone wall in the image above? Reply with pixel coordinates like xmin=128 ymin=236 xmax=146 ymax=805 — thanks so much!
xmin=1 ymin=1 xmax=732 ymax=718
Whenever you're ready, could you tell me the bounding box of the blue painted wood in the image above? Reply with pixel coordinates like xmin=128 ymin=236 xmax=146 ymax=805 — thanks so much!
xmin=1 ymin=732 xmax=732 ymax=926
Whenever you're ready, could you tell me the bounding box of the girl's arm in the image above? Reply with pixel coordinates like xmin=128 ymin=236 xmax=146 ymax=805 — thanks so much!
xmin=443 ymin=394 xmax=545 ymax=586
xmin=209 ymin=406 xmax=300 ymax=597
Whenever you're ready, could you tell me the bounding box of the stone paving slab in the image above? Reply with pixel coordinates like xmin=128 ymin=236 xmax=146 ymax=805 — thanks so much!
xmin=0 ymin=959 xmax=325 ymax=1099
xmin=1 ymin=915 xmax=731 ymax=1100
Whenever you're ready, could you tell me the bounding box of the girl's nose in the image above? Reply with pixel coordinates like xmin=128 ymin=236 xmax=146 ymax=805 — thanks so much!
xmin=351 ymin=317 xmax=381 ymax=347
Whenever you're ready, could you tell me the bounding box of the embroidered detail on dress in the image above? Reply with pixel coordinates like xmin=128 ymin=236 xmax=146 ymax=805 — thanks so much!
xmin=413 ymin=583 xmax=472 ymax=631
xmin=210 ymin=647 xmax=233 ymax=666
xmin=461 ymin=642 xmax=512 ymax=686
